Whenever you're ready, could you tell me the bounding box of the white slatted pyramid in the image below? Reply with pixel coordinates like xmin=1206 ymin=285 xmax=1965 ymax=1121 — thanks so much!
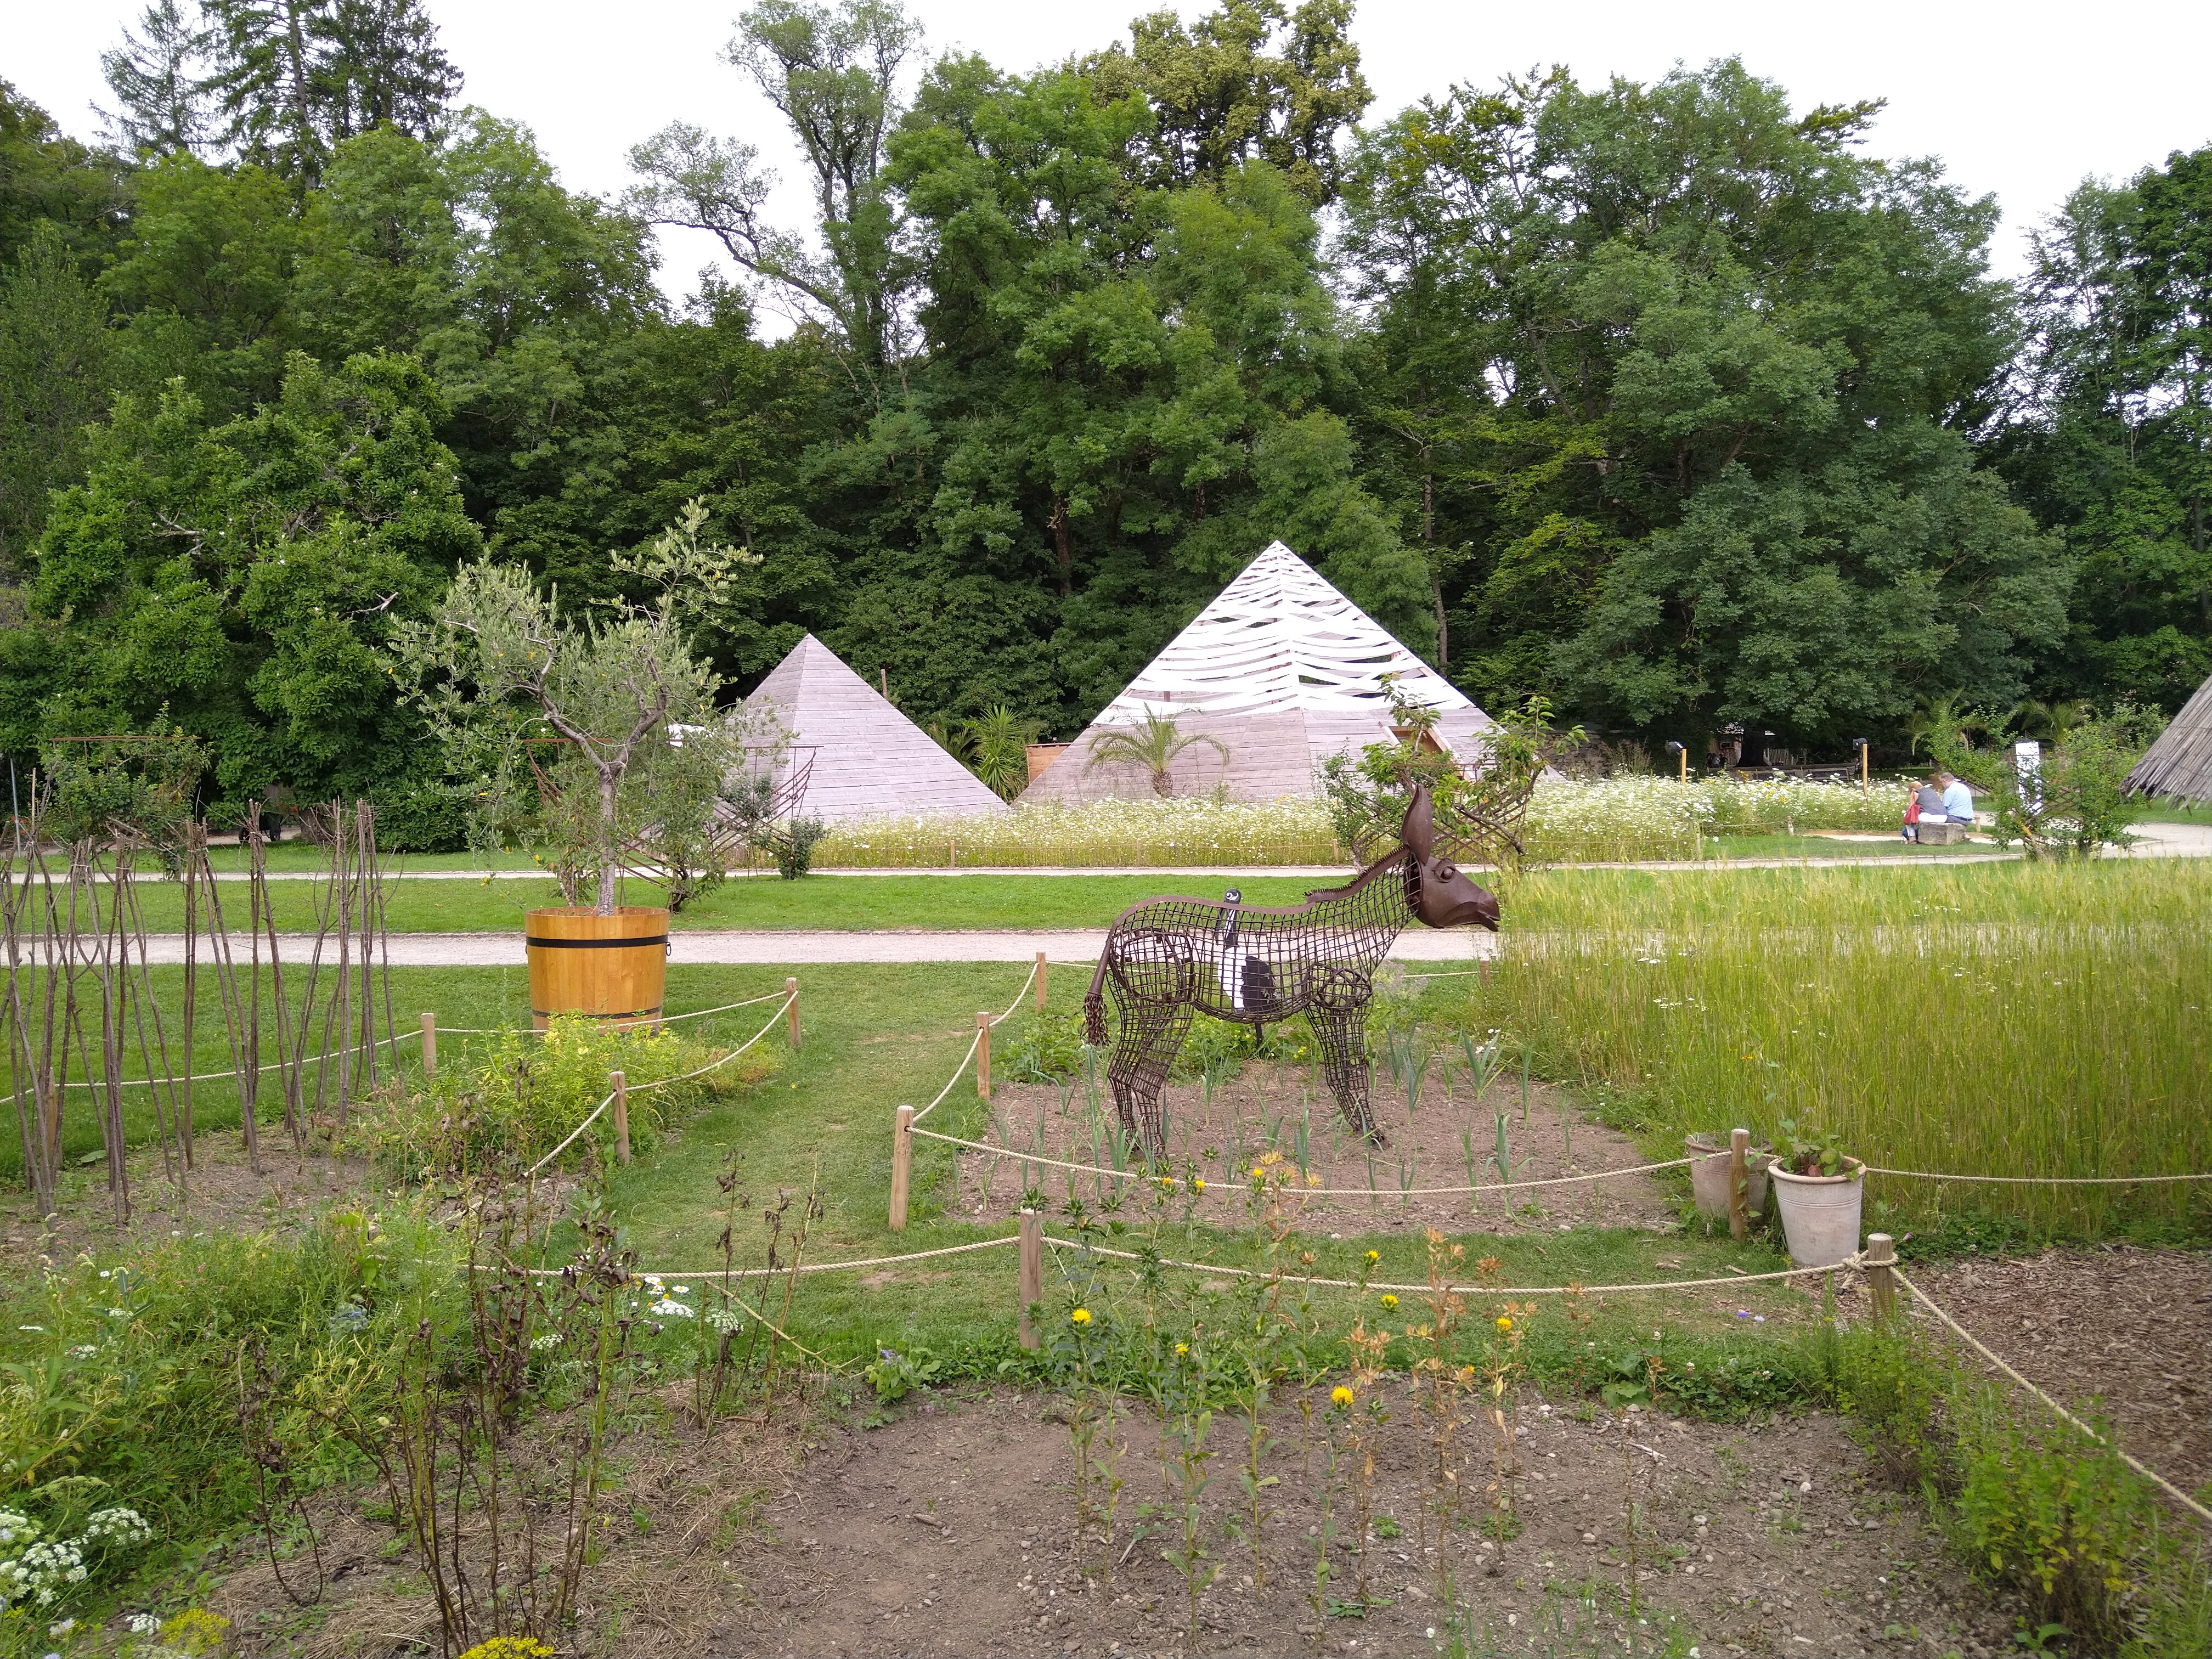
xmin=1024 ymin=542 xmax=1495 ymax=803
xmin=744 ymin=635 xmax=1008 ymax=820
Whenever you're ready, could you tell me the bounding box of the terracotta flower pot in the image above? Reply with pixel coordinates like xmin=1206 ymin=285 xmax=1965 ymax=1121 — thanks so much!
xmin=1770 ymin=1158 xmax=1865 ymax=1268
xmin=524 ymin=906 xmax=669 ymax=1031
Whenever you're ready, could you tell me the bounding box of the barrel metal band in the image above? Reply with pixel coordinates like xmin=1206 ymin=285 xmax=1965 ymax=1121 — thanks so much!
xmin=531 ymin=1006 xmax=664 ymax=1020
xmin=524 ymin=934 xmax=670 ymax=950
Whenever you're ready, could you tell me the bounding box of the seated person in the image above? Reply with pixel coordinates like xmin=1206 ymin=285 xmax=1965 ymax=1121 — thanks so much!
xmin=1915 ymin=776 xmax=1948 ymax=823
xmin=1938 ymin=771 xmax=1976 ymax=829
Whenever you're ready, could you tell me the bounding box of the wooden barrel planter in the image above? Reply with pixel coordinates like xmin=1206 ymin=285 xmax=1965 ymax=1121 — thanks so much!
xmin=524 ymin=907 xmax=669 ymax=1031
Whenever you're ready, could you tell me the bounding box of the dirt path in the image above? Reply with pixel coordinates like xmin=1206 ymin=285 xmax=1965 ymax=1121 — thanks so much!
xmin=959 ymin=1066 xmax=1680 ymax=1237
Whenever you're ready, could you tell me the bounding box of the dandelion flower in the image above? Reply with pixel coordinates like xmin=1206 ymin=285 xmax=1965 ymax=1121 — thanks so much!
xmin=1175 ymin=1342 xmax=1189 ymax=1356
xmin=1069 ymin=1307 xmax=1091 ymax=1326
xmin=1330 ymin=1385 xmax=1354 ymax=1407
xmin=1192 ymin=1177 xmax=1205 ymax=1192
xmin=1496 ymin=1316 xmax=1513 ymax=1332
xmin=1380 ymin=1294 xmax=1398 ymax=1309
xmin=1364 ymin=1249 xmax=1380 ymax=1264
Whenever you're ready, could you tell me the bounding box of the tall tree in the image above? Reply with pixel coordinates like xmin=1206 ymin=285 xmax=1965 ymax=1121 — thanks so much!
xmin=1997 ymin=146 xmax=2211 ymax=710
xmin=1341 ymin=60 xmax=2064 ymax=746
xmin=1082 ymin=0 xmax=1371 ymax=206
xmin=101 ymin=0 xmax=220 ymax=158
xmin=629 ymin=0 xmax=921 ymax=382
xmin=0 ymin=227 xmax=112 ymax=565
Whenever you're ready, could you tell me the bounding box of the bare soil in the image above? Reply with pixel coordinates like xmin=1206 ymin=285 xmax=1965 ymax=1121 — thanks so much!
xmin=207 ymin=1378 xmax=2026 ymax=1659
xmin=959 ymin=1065 xmax=1680 ymax=1236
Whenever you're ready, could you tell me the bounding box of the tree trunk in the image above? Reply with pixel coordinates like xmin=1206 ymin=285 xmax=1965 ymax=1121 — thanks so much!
xmin=597 ymin=770 xmax=619 ymax=915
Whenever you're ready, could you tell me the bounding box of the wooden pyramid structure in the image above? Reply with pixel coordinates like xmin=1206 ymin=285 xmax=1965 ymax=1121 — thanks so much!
xmin=1022 ymin=541 xmax=1495 ymax=803
xmin=744 ymin=635 xmax=1008 ymax=820
xmin=2126 ymin=669 xmax=2212 ymax=803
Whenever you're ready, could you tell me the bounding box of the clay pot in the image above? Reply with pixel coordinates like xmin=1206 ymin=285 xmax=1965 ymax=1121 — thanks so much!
xmin=1684 ymin=1135 xmax=1774 ymax=1220
xmin=524 ymin=906 xmax=669 ymax=1031
xmin=1770 ymin=1158 xmax=1866 ymax=1268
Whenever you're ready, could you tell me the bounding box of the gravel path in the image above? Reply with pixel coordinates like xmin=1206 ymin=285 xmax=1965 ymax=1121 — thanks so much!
xmin=129 ymin=929 xmax=1503 ymax=966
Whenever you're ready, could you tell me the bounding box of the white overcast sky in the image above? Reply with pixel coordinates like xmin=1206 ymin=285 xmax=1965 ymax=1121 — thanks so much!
xmin=8 ymin=0 xmax=2210 ymax=308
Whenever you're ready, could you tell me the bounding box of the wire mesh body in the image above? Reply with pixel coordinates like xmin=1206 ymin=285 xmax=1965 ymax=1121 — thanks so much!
xmin=1088 ymin=855 xmax=1426 ymax=1155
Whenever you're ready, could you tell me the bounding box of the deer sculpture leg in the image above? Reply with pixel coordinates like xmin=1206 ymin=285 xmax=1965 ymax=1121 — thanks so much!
xmin=1310 ymin=964 xmax=1384 ymax=1143
xmin=1104 ymin=996 xmax=1190 ymax=1164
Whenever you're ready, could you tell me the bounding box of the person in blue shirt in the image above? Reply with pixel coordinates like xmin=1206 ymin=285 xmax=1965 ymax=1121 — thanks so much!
xmin=1938 ymin=771 xmax=1976 ymax=830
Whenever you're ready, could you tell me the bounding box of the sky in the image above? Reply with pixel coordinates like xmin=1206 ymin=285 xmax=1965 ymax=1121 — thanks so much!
xmin=8 ymin=0 xmax=2211 ymax=308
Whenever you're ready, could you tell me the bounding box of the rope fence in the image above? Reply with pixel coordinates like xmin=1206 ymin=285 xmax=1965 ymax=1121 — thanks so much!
xmin=1892 ymin=1265 xmax=2211 ymax=1528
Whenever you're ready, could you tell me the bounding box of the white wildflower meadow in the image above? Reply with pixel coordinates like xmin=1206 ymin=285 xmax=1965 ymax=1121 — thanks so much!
xmin=800 ymin=777 xmax=1909 ymax=869
xmin=0 ymin=1506 xmax=154 ymax=1611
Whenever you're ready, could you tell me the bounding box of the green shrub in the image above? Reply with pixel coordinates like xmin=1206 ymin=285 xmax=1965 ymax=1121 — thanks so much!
xmin=371 ymin=778 xmax=471 ymax=853
xmin=351 ymin=1014 xmax=777 ymax=1178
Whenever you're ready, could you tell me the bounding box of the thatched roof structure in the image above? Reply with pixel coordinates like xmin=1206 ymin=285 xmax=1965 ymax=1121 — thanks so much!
xmin=2126 ymin=671 xmax=2212 ymax=802
xmin=744 ymin=635 xmax=1008 ymax=820
xmin=1022 ymin=542 xmax=1494 ymax=803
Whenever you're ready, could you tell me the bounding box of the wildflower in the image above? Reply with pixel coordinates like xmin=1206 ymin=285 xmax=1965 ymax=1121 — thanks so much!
xmin=1496 ymin=1316 xmax=1513 ymax=1333
xmin=1069 ymin=1307 xmax=1091 ymax=1326
xmin=1191 ymin=1177 xmax=1205 ymax=1192
xmin=650 ymin=1297 xmax=694 ymax=1319
xmin=127 ymin=1612 xmax=161 ymax=1633
xmin=530 ymin=1333 xmax=562 ymax=1350
xmin=1379 ymin=1294 xmax=1398 ymax=1310
xmin=1331 ymin=1385 xmax=1354 ymax=1407
xmin=67 ymin=1345 xmax=97 ymax=1359
xmin=1364 ymin=1249 xmax=1380 ymax=1264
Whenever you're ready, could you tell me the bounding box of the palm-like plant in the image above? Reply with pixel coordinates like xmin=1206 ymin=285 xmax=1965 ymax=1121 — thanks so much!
xmin=958 ymin=704 xmax=1043 ymax=800
xmin=1082 ymin=710 xmax=1229 ymax=798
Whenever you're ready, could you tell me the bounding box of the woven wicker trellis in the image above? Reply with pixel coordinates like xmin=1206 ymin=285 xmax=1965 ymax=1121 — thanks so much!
xmin=1084 ymin=783 xmax=1499 ymax=1158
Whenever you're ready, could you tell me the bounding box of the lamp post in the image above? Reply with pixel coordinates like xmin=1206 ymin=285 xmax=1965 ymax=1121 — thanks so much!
xmin=1665 ymin=739 xmax=1686 ymax=783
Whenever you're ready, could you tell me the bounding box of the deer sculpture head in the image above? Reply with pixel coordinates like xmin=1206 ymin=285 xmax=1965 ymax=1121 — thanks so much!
xmin=1401 ymin=783 xmax=1502 ymax=930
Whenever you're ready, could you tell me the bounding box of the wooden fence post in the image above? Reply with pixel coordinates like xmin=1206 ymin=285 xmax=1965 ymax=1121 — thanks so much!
xmin=1019 ymin=1208 xmax=1042 ymax=1350
xmin=421 ymin=1012 xmax=437 ymax=1077
xmin=612 ymin=1069 xmax=631 ymax=1166
xmin=1728 ymin=1127 xmax=1750 ymax=1242
xmin=889 ymin=1104 xmax=915 ymax=1231
xmin=785 ymin=977 xmax=801 ymax=1049
xmin=1035 ymin=951 xmax=1047 ymax=1012
xmin=977 ymin=1011 xmax=992 ymax=1099
xmin=1865 ymin=1232 xmax=1897 ymax=1327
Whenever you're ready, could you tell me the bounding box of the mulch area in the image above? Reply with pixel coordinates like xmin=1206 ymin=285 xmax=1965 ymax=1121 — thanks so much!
xmin=1907 ymin=1244 xmax=2212 ymax=1497
xmin=955 ymin=1064 xmax=1681 ymax=1236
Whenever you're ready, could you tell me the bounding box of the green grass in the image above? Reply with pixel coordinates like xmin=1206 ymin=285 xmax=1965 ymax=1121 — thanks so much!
xmin=1454 ymin=861 xmax=2212 ymax=1233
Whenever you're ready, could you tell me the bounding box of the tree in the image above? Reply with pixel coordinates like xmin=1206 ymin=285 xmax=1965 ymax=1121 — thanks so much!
xmin=1 ymin=352 xmax=481 ymax=807
xmin=1082 ymin=709 xmax=1228 ymax=796
xmin=0 ymin=83 xmax=131 ymax=273
xmin=395 ymin=504 xmax=757 ymax=913
xmin=101 ymin=0 xmax=219 ymax=157
xmin=1082 ymin=0 xmax=1371 ymax=206
xmin=0 ymin=227 xmax=112 ymax=563
xmin=1997 ymin=146 xmax=2211 ymax=711
xmin=1340 ymin=59 xmax=2061 ymax=747
xmin=198 ymin=0 xmax=462 ymax=186
xmin=629 ymin=0 xmax=921 ymax=380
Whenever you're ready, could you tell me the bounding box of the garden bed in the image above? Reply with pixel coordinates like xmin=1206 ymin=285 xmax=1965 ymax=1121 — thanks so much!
xmin=957 ymin=1065 xmax=1682 ymax=1236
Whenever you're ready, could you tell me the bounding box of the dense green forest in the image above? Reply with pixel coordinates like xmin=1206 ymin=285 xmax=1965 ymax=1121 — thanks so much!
xmin=0 ymin=0 xmax=2205 ymax=822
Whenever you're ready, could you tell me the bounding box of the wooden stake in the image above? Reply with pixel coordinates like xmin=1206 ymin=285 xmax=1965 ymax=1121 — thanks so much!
xmin=1865 ymin=1232 xmax=1897 ymax=1327
xmin=785 ymin=977 xmax=801 ymax=1049
xmin=1728 ymin=1127 xmax=1750 ymax=1242
xmin=976 ymin=1011 xmax=991 ymax=1098
xmin=1035 ymin=951 xmax=1047 ymax=1012
xmin=612 ymin=1069 xmax=631 ymax=1165
xmin=1018 ymin=1208 xmax=1042 ymax=1350
xmin=888 ymin=1104 xmax=915 ymax=1231
xmin=421 ymin=1012 xmax=437 ymax=1077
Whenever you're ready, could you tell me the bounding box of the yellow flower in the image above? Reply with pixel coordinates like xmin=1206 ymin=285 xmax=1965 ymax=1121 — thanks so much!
xmin=1192 ymin=1177 xmax=1206 ymax=1192
xmin=1251 ymin=1165 xmax=1266 ymax=1179
xmin=1175 ymin=1342 xmax=1189 ymax=1356
xmin=1364 ymin=1249 xmax=1380 ymax=1264
xmin=1380 ymin=1294 xmax=1398 ymax=1309
xmin=1330 ymin=1385 xmax=1355 ymax=1408
xmin=1070 ymin=1307 xmax=1091 ymax=1326
xmin=1496 ymin=1315 xmax=1513 ymax=1332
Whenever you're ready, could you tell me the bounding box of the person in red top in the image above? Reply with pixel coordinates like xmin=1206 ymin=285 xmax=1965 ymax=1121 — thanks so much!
xmin=1901 ymin=785 xmax=1922 ymax=842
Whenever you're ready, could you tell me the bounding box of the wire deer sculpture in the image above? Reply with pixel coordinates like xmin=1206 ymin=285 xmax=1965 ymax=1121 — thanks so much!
xmin=1084 ymin=783 xmax=1500 ymax=1159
